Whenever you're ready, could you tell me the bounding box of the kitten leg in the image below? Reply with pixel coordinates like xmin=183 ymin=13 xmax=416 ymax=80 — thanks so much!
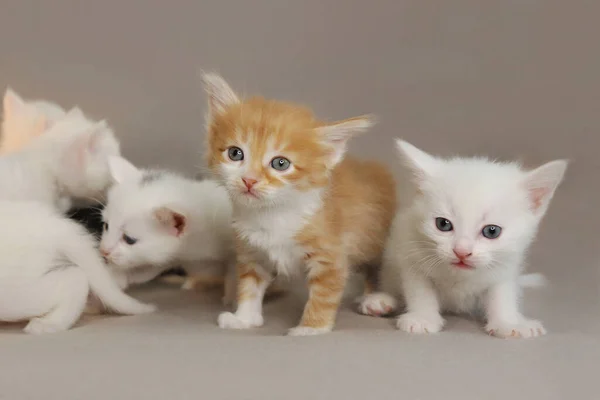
xmin=396 ymin=270 xmax=445 ymax=334
xmin=287 ymin=255 xmax=348 ymax=336
xmin=24 ymin=268 xmax=90 ymax=334
xmin=485 ymin=280 xmax=546 ymax=339
xmin=217 ymin=262 xmax=270 ymax=330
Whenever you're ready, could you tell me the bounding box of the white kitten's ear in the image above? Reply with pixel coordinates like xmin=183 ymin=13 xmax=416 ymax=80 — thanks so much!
xmin=316 ymin=115 xmax=375 ymax=168
xmin=522 ymin=159 xmax=568 ymax=214
xmin=153 ymin=207 xmax=187 ymax=237
xmin=3 ymin=87 xmax=25 ymax=116
xmin=395 ymin=139 xmax=439 ymax=181
xmin=108 ymin=156 xmax=141 ymax=184
xmin=201 ymin=72 xmax=240 ymax=115
xmin=64 ymin=106 xmax=85 ymax=121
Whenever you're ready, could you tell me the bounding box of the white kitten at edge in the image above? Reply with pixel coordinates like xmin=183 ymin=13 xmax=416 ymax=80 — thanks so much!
xmin=96 ymin=156 xmax=236 ymax=305
xmin=0 ymin=201 xmax=155 ymax=335
xmin=1 ymin=87 xmax=67 ymax=155
xmin=359 ymin=139 xmax=567 ymax=339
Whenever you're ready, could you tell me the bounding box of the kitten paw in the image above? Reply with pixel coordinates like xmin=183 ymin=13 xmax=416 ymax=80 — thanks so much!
xmin=24 ymin=318 xmax=69 ymax=335
xmin=287 ymin=326 xmax=332 ymax=336
xmin=486 ymin=319 xmax=546 ymax=339
xmin=357 ymin=292 xmax=398 ymax=317
xmin=217 ymin=311 xmax=263 ymax=330
xmin=396 ymin=312 xmax=444 ymax=334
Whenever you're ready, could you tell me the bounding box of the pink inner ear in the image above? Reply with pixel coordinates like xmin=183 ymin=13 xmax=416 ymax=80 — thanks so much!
xmin=155 ymin=208 xmax=186 ymax=237
xmin=529 ymin=187 xmax=550 ymax=211
xmin=172 ymin=213 xmax=185 ymax=237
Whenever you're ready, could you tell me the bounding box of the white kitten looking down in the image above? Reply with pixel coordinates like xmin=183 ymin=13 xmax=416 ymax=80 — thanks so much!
xmin=0 ymin=200 xmax=155 ymax=334
xmin=1 ymin=87 xmax=67 ymax=154
xmin=360 ymin=140 xmax=567 ymax=339
xmin=0 ymin=108 xmax=120 ymax=212
xmin=98 ymin=156 xmax=236 ymax=302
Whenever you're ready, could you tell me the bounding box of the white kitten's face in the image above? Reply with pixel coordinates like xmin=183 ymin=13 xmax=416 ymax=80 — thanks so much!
xmin=416 ymin=164 xmax=535 ymax=271
xmin=397 ymin=139 xmax=567 ymax=273
xmin=99 ymin=157 xmax=185 ymax=269
xmin=100 ymin=207 xmax=180 ymax=269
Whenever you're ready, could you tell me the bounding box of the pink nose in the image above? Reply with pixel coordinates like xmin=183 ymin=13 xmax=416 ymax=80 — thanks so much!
xmin=453 ymin=249 xmax=472 ymax=260
xmin=242 ymin=177 xmax=258 ymax=190
xmin=100 ymin=248 xmax=110 ymax=258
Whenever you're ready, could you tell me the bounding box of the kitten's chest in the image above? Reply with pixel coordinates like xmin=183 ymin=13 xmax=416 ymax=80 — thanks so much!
xmin=234 ymin=211 xmax=308 ymax=275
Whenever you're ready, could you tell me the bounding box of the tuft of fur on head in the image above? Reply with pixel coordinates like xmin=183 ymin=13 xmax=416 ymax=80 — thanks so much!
xmin=395 ymin=139 xmax=568 ymax=274
xmin=201 ymin=72 xmax=375 ymax=209
xmin=1 ymin=87 xmax=67 ymax=154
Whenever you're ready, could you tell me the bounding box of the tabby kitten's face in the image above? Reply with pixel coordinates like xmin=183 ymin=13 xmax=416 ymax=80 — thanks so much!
xmin=202 ymin=73 xmax=373 ymax=208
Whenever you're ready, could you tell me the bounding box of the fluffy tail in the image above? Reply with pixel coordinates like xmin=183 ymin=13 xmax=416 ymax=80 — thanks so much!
xmin=63 ymin=234 xmax=156 ymax=315
xmin=518 ymin=273 xmax=547 ymax=288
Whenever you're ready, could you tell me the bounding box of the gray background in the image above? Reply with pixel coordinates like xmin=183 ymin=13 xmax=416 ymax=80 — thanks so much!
xmin=0 ymin=1 xmax=598 ymax=399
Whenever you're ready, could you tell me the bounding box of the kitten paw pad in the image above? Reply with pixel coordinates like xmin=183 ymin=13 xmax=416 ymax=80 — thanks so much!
xmin=357 ymin=293 xmax=397 ymax=317
xmin=217 ymin=312 xmax=263 ymax=330
xmin=24 ymin=318 xmax=68 ymax=335
xmin=486 ymin=319 xmax=546 ymax=339
xmin=287 ymin=326 xmax=332 ymax=336
xmin=396 ymin=312 xmax=444 ymax=334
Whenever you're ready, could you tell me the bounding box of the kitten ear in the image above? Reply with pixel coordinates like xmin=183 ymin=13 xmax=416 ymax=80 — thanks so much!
xmin=3 ymin=87 xmax=25 ymax=116
xmin=201 ymin=72 xmax=240 ymax=115
xmin=316 ymin=115 xmax=375 ymax=168
xmin=395 ymin=139 xmax=439 ymax=181
xmin=65 ymin=120 xmax=111 ymax=166
xmin=153 ymin=207 xmax=187 ymax=237
xmin=522 ymin=159 xmax=568 ymax=214
xmin=108 ymin=156 xmax=142 ymax=184
xmin=64 ymin=106 xmax=85 ymax=121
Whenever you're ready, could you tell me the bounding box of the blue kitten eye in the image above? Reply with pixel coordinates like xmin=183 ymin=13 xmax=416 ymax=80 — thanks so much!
xmin=435 ymin=217 xmax=453 ymax=232
xmin=122 ymin=233 xmax=137 ymax=245
xmin=228 ymin=147 xmax=244 ymax=161
xmin=482 ymin=225 xmax=502 ymax=239
xmin=271 ymin=157 xmax=291 ymax=171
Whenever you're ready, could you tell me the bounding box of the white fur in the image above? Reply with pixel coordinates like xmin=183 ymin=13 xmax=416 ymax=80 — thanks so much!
xmin=0 ymin=108 xmax=120 ymax=211
xmin=99 ymin=156 xmax=235 ymax=301
xmin=0 ymin=201 xmax=155 ymax=334
xmin=360 ymin=140 xmax=567 ymax=339
xmin=1 ymin=88 xmax=67 ymax=154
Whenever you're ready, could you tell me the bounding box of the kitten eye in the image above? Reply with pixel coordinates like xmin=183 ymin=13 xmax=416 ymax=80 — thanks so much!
xmin=103 ymin=222 xmax=109 ymax=231
xmin=227 ymin=147 xmax=244 ymax=161
xmin=482 ymin=225 xmax=502 ymax=239
xmin=435 ymin=217 xmax=453 ymax=232
xmin=122 ymin=234 xmax=138 ymax=245
xmin=270 ymin=157 xmax=291 ymax=171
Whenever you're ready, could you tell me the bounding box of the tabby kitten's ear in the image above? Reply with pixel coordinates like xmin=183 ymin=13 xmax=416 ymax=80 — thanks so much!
xmin=316 ymin=115 xmax=375 ymax=168
xmin=201 ymin=72 xmax=240 ymax=116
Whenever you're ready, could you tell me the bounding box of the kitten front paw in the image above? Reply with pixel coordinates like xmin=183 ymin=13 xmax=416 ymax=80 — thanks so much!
xmin=486 ymin=319 xmax=546 ymax=339
xmin=396 ymin=312 xmax=444 ymax=334
xmin=24 ymin=318 xmax=69 ymax=335
xmin=287 ymin=326 xmax=332 ymax=336
xmin=217 ymin=311 xmax=263 ymax=330
xmin=357 ymin=292 xmax=398 ymax=317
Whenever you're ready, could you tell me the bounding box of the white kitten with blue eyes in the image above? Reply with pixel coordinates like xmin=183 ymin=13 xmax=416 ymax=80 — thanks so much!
xmin=98 ymin=156 xmax=237 ymax=303
xmin=359 ymin=140 xmax=567 ymax=339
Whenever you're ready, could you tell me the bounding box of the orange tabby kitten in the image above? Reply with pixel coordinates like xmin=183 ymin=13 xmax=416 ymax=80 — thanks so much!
xmin=202 ymin=73 xmax=396 ymax=335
